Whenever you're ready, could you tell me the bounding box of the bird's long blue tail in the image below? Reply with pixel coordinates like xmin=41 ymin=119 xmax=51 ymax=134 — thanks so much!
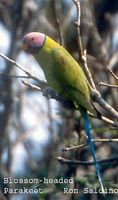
xmin=81 ymin=108 xmax=104 ymax=192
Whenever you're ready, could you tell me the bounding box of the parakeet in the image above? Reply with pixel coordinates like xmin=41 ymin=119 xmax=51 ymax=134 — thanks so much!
xmin=23 ymin=32 xmax=104 ymax=192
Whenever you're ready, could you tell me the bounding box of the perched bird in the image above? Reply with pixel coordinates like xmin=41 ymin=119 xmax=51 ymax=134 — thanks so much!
xmin=23 ymin=32 xmax=104 ymax=192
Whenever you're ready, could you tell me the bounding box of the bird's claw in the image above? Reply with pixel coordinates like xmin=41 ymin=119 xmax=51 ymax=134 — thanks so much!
xmin=42 ymin=87 xmax=57 ymax=99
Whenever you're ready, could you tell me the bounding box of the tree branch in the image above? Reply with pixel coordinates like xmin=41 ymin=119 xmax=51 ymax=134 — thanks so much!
xmin=72 ymin=1 xmax=118 ymax=120
xmin=98 ymin=82 xmax=118 ymax=88
xmin=63 ymin=138 xmax=118 ymax=152
xmin=0 ymin=53 xmax=47 ymax=88
xmin=73 ymin=0 xmax=84 ymax=61
xmin=56 ymin=156 xmax=118 ymax=166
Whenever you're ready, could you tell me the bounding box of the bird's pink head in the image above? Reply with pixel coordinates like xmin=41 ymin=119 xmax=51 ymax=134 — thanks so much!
xmin=22 ymin=32 xmax=46 ymax=54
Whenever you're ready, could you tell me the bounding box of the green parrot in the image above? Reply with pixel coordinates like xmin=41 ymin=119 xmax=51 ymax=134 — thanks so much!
xmin=23 ymin=32 xmax=104 ymax=192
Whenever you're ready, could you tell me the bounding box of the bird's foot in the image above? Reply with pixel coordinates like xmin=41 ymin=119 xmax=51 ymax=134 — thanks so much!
xmin=42 ymin=87 xmax=58 ymax=99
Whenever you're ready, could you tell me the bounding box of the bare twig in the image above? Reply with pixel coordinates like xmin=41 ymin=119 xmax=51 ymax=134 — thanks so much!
xmin=92 ymin=138 xmax=118 ymax=142
xmin=0 ymin=53 xmax=47 ymax=88
xmin=56 ymin=156 xmax=118 ymax=166
xmin=73 ymin=1 xmax=97 ymax=90
xmin=73 ymin=0 xmax=84 ymax=60
xmin=100 ymin=115 xmax=118 ymax=127
xmin=93 ymin=90 xmax=118 ymax=120
xmin=98 ymin=82 xmax=118 ymax=88
xmin=82 ymin=50 xmax=96 ymax=90
xmin=1 ymin=52 xmax=118 ymax=120
xmin=89 ymin=112 xmax=118 ymax=127
xmin=107 ymin=67 xmax=118 ymax=81
xmin=63 ymin=138 xmax=118 ymax=151
xmin=72 ymin=1 xmax=118 ymax=120
xmin=63 ymin=143 xmax=86 ymax=151
xmin=22 ymin=80 xmax=43 ymax=92
xmin=106 ymin=51 xmax=118 ymax=81
xmin=0 ymin=73 xmax=29 ymax=79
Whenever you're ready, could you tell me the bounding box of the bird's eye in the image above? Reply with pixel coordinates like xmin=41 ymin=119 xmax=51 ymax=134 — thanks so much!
xmin=31 ymin=37 xmax=34 ymax=41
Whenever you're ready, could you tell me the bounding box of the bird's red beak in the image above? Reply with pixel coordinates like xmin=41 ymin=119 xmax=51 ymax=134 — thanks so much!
xmin=22 ymin=42 xmax=28 ymax=51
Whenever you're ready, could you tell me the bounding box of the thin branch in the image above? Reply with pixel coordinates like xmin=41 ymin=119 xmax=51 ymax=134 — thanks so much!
xmin=89 ymin=112 xmax=118 ymax=127
xmin=72 ymin=1 xmax=118 ymax=120
xmin=1 ymin=53 xmax=118 ymax=120
xmin=73 ymin=0 xmax=84 ymax=60
xmin=63 ymin=138 xmax=118 ymax=152
xmin=82 ymin=50 xmax=96 ymax=90
xmin=98 ymin=82 xmax=118 ymax=88
xmin=0 ymin=53 xmax=47 ymax=88
xmin=0 ymin=73 xmax=30 ymax=79
xmin=0 ymin=53 xmax=29 ymax=74
xmin=63 ymin=143 xmax=86 ymax=151
xmin=100 ymin=115 xmax=118 ymax=127
xmin=109 ymin=51 xmax=118 ymax=66
xmin=56 ymin=156 xmax=118 ymax=166
xmin=22 ymin=81 xmax=43 ymax=92
xmin=93 ymin=138 xmax=118 ymax=142
xmin=93 ymin=90 xmax=118 ymax=120
xmin=106 ymin=51 xmax=118 ymax=81
xmin=72 ymin=0 xmax=97 ymax=90
xmin=107 ymin=67 xmax=118 ymax=81
xmin=22 ymin=81 xmax=66 ymax=103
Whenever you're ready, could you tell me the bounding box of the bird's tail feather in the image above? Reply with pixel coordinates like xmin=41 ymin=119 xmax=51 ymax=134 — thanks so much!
xmin=80 ymin=107 xmax=105 ymax=193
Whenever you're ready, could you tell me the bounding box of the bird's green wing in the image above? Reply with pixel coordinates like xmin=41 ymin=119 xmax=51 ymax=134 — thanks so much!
xmin=51 ymin=47 xmax=93 ymax=112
